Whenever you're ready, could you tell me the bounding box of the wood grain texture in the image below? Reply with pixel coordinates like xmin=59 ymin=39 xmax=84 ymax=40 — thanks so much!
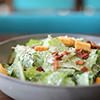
xmin=0 ymin=91 xmax=13 ymax=100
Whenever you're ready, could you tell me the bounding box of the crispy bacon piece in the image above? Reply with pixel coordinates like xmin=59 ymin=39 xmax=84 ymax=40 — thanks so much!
xmin=74 ymin=49 xmax=83 ymax=54
xmin=78 ymin=52 xmax=89 ymax=59
xmin=52 ymin=51 xmax=71 ymax=70
xmin=86 ymin=40 xmax=91 ymax=44
xmin=76 ymin=60 xmax=85 ymax=65
xmin=23 ymin=68 xmax=26 ymax=71
xmin=52 ymin=52 xmax=59 ymax=56
xmin=52 ymin=60 xmax=58 ymax=70
xmin=54 ymin=55 xmax=63 ymax=60
xmin=81 ymin=66 xmax=89 ymax=72
xmin=36 ymin=66 xmax=43 ymax=72
xmin=52 ymin=51 xmax=62 ymax=60
xmin=75 ymin=48 xmax=89 ymax=59
xmin=62 ymin=51 xmax=71 ymax=56
xmin=32 ymin=46 xmax=35 ymax=49
xmin=86 ymin=40 xmax=100 ymax=50
xmin=91 ymin=42 xmax=100 ymax=50
xmin=52 ymin=52 xmax=62 ymax=60
xmin=91 ymin=42 xmax=97 ymax=49
xmin=52 ymin=51 xmax=71 ymax=61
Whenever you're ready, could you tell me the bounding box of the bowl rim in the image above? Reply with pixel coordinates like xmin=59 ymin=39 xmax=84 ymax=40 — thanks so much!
xmin=0 ymin=33 xmax=100 ymax=89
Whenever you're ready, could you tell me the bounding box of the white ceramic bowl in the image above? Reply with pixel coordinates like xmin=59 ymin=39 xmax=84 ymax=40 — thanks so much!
xmin=0 ymin=34 xmax=100 ymax=100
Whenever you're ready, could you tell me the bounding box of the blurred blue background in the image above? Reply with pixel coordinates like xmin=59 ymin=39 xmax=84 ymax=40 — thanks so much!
xmin=0 ymin=0 xmax=100 ymax=35
xmin=13 ymin=0 xmax=75 ymax=10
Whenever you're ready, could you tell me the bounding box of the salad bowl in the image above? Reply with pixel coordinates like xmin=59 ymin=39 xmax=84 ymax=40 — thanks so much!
xmin=0 ymin=34 xmax=100 ymax=100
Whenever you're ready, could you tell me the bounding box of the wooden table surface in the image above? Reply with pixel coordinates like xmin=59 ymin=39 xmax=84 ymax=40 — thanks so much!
xmin=0 ymin=34 xmax=21 ymax=100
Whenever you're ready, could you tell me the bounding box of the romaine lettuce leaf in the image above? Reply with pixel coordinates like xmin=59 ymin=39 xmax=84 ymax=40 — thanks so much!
xmin=26 ymin=35 xmax=52 ymax=47
xmin=14 ymin=45 xmax=35 ymax=69
xmin=58 ymin=68 xmax=75 ymax=76
xmin=26 ymin=39 xmax=43 ymax=47
xmin=40 ymin=71 xmax=75 ymax=86
xmin=42 ymin=51 xmax=53 ymax=72
xmin=11 ymin=57 xmax=25 ymax=81
xmin=3 ymin=64 xmax=13 ymax=76
xmin=14 ymin=45 xmax=45 ymax=69
xmin=91 ymin=50 xmax=100 ymax=74
xmin=24 ymin=67 xmax=43 ymax=82
xmin=48 ymin=38 xmax=69 ymax=52
xmin=75 ymin=71 xmax=94 ymax=86
xmin=8 ymin=52 xmax=15 ymax=64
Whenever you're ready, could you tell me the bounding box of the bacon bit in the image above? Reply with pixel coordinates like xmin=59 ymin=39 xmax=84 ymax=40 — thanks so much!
xmin=36 ymin=66 xmax=43 ymax=72
xmin=62 ymin=51 xmax=71 ymax=56
xmin=75 ymin=49 xmax=89 ymax=59
xmin=97 ymin=46 xmax=100 ymax=50
xmin=84 ymin=50 xmax=89 ymax=53
xmin=52 ymin=60 xmax=58 ymax=70
xmin=91 ymin=42 xmax=100 ymax=50
xmin=52 ymin=51 xmax=63 ymax=60
xmin=32 ymin=46 xmax=35 ymax=49
xmin=76 ymin=60 xmax=85 ymax=65
xmin=52 ymin=51 xmax=71 ymax=70
xmin=23 ymin=68 xmax=26 ymax=71
xmin=91 ymin=42 xmax=97 ymax=49
xmin=74 ymin=49 xmax=83 ymax=54
xmin=86 ymin=40 xmax=91 ymax=44
xmin=86 ymin=40 xmax=100 ymax=50
xmin=81 ymin=66 xmax=89 ymax=72
xmin=54 ymin=55 xmax=63 ymax=60
xmin=52 ymin=52 xmax=59 ymax=56
xmin=78 ymin=52 xmax=89 ymax=59
xmin=52 ymin=51 xmax=71 ymax=61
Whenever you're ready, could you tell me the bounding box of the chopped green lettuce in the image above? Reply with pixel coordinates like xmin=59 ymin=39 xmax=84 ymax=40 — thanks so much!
xmin=8 ymin=52 xmax=15 ymax=64
xmin=40 ymin=71 xmax=75 ymax=86
xmin=26 ymin=39 xmax=43 ymax=47
xmin=3 ymin=64 xmax=13 ymax=76
xmin=91 ymin=50 xmax=100 ymax=74
xmin=11 ymin=57 xmax=25 ymax=81
xmin=48 ymin=38 xmax=69 ymax=52
xmin=75 ymin=71 xmax=94 ymax=86
xmin=58 ymin=68 xmax=75 ymax=76
xmin=24 ymin=67 xmax=43 ymax=82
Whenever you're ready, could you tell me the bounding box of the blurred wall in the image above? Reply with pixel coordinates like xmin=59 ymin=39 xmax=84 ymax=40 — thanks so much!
xmin=13 ymin=0 xmax=75 ymax=10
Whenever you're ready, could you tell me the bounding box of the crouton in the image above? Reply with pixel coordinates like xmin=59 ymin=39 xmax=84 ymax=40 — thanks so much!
xmin=34 ymin=46 xmax=49 ymax=51
xmin=96 ymin=77 xmax=100 ymax=84
xmin=0 ymin=63 xmax=7 ymax=75
xmin=57 ymin=36 xmax=75 ymax=46
xmin=75 ymin=40 xmax=91 ymax=51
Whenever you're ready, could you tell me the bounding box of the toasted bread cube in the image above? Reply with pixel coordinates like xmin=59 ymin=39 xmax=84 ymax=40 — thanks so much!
xmin=96 ymin=77 xmax=100 ymax=84
xmin=75 ymin=40 xmax=91 ymax=51
xmin=57 ymin=36 xmax=75 ymax=46
xmin=0 ymin=63 xmax=7 ymax=75
xmin=34 ymin=46 xmax=49 ymax=51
